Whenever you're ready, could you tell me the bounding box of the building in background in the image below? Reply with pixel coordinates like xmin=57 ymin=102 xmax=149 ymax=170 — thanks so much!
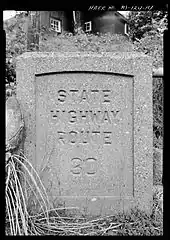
xmin=31 ymin=11 xmax=129 ymax=34
xmin=4 ymin=11 xmax=129 ymax=51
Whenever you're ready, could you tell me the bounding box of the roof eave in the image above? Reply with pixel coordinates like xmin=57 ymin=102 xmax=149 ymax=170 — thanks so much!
xmin=115 ymin=11 xmax=128 ymax=23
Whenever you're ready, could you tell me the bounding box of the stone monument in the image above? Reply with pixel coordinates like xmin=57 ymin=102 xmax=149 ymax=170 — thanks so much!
xmin=16 ymin=52 xmax=153 ymax=216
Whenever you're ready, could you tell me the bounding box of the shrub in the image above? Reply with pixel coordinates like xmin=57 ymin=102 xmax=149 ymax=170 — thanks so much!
xmin=153 ymin=76 xmax=163 ymax=148
xmin=133 ymin=34 xmax=163 ymax=69
xmin=39 ymin=32 xmax=134 ymax=53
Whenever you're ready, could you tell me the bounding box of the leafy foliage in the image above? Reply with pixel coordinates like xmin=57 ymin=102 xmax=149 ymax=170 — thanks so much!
xmin=5 ymin=14 xmax=28 ymax=58
xmin=133 ymin=34 xmax=163 ymax=69
xmin=40 ymin=32 xmax=134 ymax=52
xmin=5 ymin=61 xmax=16 ymax=84
xmin=127 ymin=10 xmax=167 ymax=69
xmin=127 ymin=10 xmax=168 ymax=41
xmin=153 ymin=77 xmax=163 ymax=148
xmin=4 ymin=13 xmax=27 ymax=84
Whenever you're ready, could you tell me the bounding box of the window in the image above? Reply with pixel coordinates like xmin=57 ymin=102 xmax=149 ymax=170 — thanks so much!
xmin=50 ymin=18 xmax=61 ymax=33
xmin=85 ymin=21 xmax=92 ymax=32
xmin=124 ymin=23 xmax=129 ymax=35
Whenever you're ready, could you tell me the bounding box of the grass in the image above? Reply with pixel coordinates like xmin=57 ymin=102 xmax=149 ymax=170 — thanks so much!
xmin=5 ymin=151 xmax=50 ymax=235
xmin=5 ymin=152 xmax=163 ymax=236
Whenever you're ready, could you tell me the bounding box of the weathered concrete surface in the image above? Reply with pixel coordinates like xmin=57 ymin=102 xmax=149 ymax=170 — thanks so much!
xmin=6 ymin=96 xmax=24 ymax=153
xmin=16 ymin=52 xmax=153 ymax=216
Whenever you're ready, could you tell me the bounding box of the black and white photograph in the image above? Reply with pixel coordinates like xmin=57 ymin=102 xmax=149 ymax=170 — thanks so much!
xmin=4 ymin=4 xmax=166 ymax=235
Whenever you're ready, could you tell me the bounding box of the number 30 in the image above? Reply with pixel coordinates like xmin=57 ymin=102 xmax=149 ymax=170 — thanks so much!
xmin=70 ymin=157 xmax=97 ymax=175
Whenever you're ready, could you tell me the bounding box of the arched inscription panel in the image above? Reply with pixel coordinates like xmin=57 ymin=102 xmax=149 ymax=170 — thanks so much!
xmin=36 ymin=72 xmax=133 ymax=197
